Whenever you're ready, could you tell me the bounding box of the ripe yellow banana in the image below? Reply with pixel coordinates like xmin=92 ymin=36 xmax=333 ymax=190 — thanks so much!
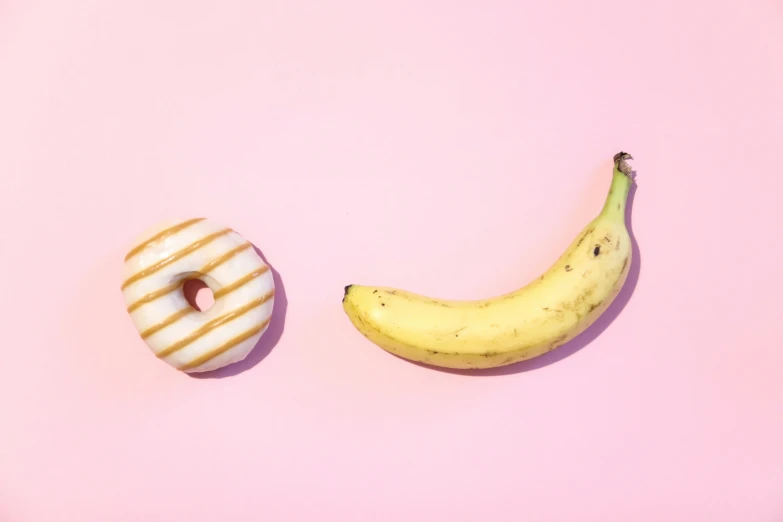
xmin=342 ymin=152 xmax=635 ymax=370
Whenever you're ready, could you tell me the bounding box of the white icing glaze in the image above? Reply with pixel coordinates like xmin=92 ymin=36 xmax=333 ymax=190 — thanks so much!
xmin=121 ymin=218 xmax=275 ymax=373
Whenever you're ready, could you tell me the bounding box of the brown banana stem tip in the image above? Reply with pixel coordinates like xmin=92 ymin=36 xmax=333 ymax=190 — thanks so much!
xmin=613 ymin=151 xmax=634 ymax=177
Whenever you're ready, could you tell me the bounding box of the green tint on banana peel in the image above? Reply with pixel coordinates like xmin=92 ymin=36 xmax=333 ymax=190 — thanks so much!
xmin=342 ymin=152 xmax=635 ymax=370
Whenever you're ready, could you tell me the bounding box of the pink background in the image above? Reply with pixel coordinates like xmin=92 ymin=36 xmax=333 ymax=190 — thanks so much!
xmin=1 ymin=1 xmax=782 ymax=520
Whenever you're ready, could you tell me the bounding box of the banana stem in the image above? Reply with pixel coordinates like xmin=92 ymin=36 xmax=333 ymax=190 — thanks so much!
xmin=601 ymin=152 xmax=634 ymax=221
xmin=613 ymin=151 xmax=634 ymax=177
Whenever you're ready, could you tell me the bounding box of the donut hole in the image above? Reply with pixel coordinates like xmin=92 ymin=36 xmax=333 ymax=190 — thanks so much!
xmin=183 ymin=279 xmax=214 ymax=312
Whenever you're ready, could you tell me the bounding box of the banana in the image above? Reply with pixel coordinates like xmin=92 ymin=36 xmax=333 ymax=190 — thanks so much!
xmin=342 ymin=152 xmax=635 ymax=370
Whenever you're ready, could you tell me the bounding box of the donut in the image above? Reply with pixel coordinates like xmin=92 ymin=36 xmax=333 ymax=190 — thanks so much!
xmin=121 ymin=217 xmax=275 ymax=373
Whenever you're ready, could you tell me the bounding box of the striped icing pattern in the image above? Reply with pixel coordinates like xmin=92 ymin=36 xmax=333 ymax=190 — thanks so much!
xmin=121 ymin=218 xmax=275 ymax=373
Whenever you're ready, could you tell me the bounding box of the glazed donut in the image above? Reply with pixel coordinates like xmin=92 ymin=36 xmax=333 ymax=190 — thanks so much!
xmin=121 ymin=217 xmax=275 ymax=373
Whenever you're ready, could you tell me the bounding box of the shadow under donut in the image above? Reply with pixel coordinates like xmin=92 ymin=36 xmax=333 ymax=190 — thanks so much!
xmin=189 ymin=245 xmax=287 ymax=379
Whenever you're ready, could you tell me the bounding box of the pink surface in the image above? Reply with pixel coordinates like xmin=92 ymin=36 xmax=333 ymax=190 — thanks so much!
xmin=1 ymin=1 xmax=782 ymax=520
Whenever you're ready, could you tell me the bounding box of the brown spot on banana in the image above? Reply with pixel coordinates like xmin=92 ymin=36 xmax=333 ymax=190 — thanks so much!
xmin=587 ymin=301 xmax=603 ymax=314
xmin=429 ymin=299 xmax=452 ymax=308
xmin=564 ymin=285 xmax=597 ymax=311
xmin=548 ymin=334 xmax=569 ymax=351
xmin=575 ymin=227 xmax=595 ymax=248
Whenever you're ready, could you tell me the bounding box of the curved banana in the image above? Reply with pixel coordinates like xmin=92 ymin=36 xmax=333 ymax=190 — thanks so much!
xmin=342 ymin=152 xmax=635 ymax=370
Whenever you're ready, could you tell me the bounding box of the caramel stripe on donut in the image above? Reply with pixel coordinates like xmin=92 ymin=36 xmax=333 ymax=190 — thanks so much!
xmin=139 ymin=307 xmax=193 ymax=339
xmin=156 ymin=288 xmax=275 ymax=359
xmin=127 ymin=280 xmax=184 ymax=313
xmin=213 ymin=266 xmax=269 ymax=299
xmin=126 ymin=242 xmax=253 ymax=313
xmin=121 ymin=228 xmax=232 ymax=290
xmin=138 ymin=266 xmax=270 ymax=339
xmin=124 ymin=218 xmax=206 ymax=262
xmin=178 ymin=319 xmax=271 ymax=371
xmin=198 ymin=242 xmax=253 ymax=274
